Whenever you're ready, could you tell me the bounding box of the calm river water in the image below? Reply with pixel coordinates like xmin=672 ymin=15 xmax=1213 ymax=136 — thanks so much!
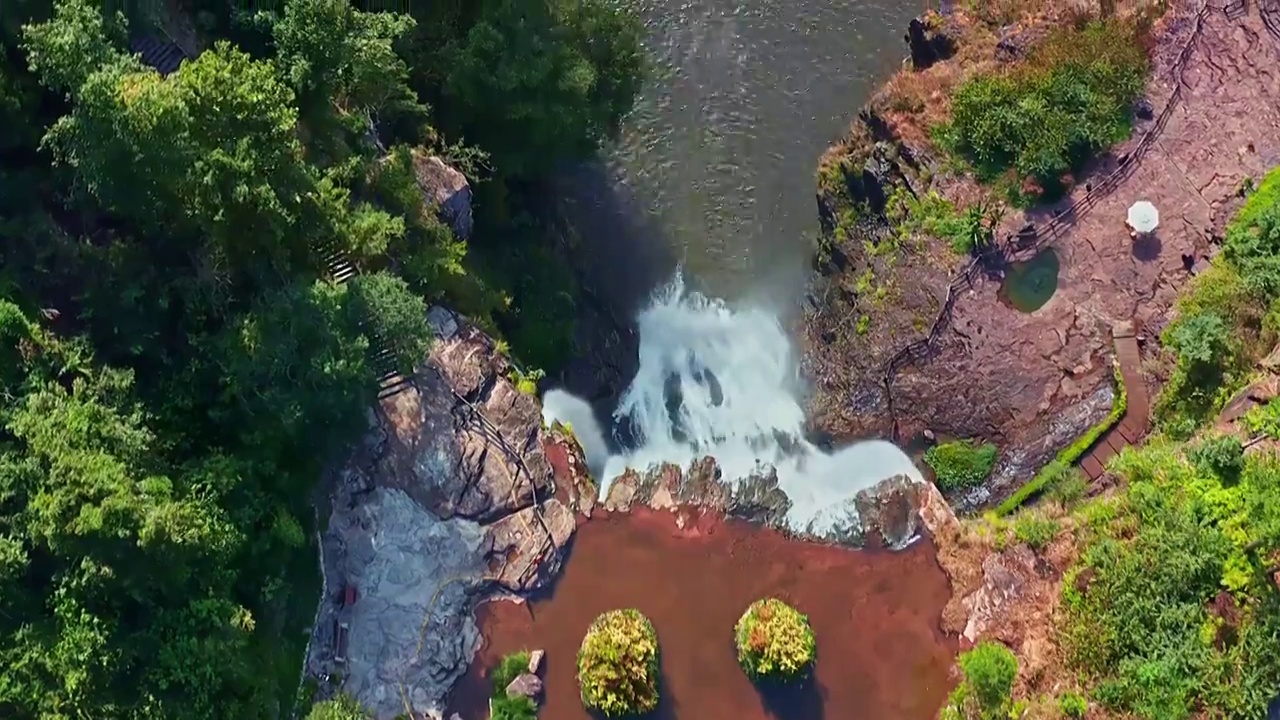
xmin=559 ymin=0 xmax=918 ymax=309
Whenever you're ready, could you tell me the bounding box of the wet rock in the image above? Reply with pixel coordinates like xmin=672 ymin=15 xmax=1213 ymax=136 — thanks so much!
xmin=603 ymin=459 xmax=946 ymax=550
xmin=505 ymin=673 xmax=543 ymax=700
xmin=853 ymin=474 xmax=928 ymax=550
xmin=528 ymin=649 xmax=545 ymax=675
xmin=410 ymin=152 xmax=473 ymax=240
xmin=544 ymin=426 xmax=597 ymax=518
xmin=905 ymin=16 xmax=957 ymax=70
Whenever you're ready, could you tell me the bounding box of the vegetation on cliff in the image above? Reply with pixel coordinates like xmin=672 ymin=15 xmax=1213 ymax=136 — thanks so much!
xmin=925 ymin=439 xmax=999 ymax=492
xmin=0 ymin=0 xmax=643 ymax=716
xmin=1156 ymin=167 xmax=1280 ymax=436
xmin=577 ymin=609 xmax=661 ymax=717
xmin=733 ymin=598 xmax=817 ymax=684
xmin=936 ymin=17 xmax=1150 ymax=203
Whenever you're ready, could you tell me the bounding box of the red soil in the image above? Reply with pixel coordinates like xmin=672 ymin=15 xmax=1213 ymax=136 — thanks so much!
xmin=450 ymin=507 xmax=956 ymax=720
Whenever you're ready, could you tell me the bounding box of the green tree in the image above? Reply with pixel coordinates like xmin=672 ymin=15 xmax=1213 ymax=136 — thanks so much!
xmin=442 ymin=0 xmax=643 ymax=177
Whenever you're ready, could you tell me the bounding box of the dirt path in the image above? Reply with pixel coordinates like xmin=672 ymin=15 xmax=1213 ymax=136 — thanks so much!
xmin=1080 ymin=321 xmax=1153 ymax=479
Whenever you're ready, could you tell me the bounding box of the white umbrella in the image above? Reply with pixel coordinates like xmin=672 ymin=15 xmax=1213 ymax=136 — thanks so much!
xmin=1127 ymin=200 xmax=1160 ymax=233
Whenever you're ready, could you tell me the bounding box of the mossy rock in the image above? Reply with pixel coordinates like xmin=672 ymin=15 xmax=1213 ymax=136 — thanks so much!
xmin=734 ymin=598 xmax=816 ymax=684
xmin=576 ymin=609 xmax=660 ymax=717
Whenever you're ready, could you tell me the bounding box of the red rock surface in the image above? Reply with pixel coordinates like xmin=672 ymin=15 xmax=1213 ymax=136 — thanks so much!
xmin=449 ymin=508 xmax=956 ymax=720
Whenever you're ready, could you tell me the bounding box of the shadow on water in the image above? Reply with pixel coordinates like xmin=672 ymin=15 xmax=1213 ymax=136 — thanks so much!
xmin=758 ymin=677 xmax=826 ymax=720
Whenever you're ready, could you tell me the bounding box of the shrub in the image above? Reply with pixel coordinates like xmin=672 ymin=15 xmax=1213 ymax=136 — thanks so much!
xmin=734 ymin=598 xmax=817 ymax=684
xmin=1188 ymin=433 xmax=1245 ymax=484
xmin=1058 ymin=691 xmax=1088 ymax=717
xmin=938 ymin=19 xmax=1149 ymax=202
xmin=925 ymin=439 xmax=999 ymax=491
xmin=489 ymin=651 xmax=537 ymax=720
xmin=944 ymin=641 xmax=1018 ymax=719
xmin=577 ymin=609 xmax=660 ymax=717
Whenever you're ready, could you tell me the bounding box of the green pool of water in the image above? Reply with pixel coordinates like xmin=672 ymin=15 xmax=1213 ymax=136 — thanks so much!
xmin=999 ymin=248 xmax=1060 ymax=313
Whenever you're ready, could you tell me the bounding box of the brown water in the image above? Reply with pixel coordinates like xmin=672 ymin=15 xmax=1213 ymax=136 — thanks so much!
xmin=450 ymin=509 xmax=956 ymax=720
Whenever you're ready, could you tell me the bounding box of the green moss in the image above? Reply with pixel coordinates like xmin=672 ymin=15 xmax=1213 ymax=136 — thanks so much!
xmin=577 ymin=609 xmax=660 ymax=717
xmin=924 ymin=439 xmax=999 ymax=492
xmin=734 ymin=598 xmax=816 ymax=684
xmin=995 ymin=363 xmax=1126 ymax=516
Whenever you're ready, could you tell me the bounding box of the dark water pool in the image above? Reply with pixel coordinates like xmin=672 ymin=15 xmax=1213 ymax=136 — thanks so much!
xmin=998 ymin=248 xmax=1061 ymax=313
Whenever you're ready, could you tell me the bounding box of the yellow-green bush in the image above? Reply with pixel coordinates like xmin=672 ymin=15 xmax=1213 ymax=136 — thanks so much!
xmin=576 ymin=609 xmax=660 ymax=717
xmin=734 ymin=598 xmax=817 ymax=683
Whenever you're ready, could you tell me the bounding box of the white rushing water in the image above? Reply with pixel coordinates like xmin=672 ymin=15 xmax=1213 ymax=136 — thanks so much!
xmin=543 ymin=273 xmax=922 ymax=535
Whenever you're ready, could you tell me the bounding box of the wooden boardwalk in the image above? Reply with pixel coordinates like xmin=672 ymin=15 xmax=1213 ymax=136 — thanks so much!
xmin=1079 ymin=321 xmax=1151 ymax=480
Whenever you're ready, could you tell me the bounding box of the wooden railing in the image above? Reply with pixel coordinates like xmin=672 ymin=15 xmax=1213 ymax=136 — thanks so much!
xmin=880 ymin=1 xmax=1211 ymax=388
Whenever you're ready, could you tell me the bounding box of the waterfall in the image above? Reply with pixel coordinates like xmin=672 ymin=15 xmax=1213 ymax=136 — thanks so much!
xmin=545 ymin=272 xmax=921 ymax=535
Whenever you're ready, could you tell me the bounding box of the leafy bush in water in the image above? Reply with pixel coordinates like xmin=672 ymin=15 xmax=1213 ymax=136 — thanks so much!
xmin=734 ymin=598 xmax=817 ymax=683
xmin=938 ymin=19 xmax=1149 ymax=201
xmin=1060 ymin=442 xmax=1280 ymax=719
xmin=491 ymin=651 xmax=537 ymax=720
xmin=577 ymin=609 xmax=660 ymax=717
xmin=943 ymin=641 xmax=1018 ymax=720
xmin=306 ymin=695 xmax=369 ymax=720
xmin=925 ymin=439 xmax=999 ymax=491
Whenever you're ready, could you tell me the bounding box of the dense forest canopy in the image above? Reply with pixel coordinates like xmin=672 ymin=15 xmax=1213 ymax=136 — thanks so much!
xmin=0 ymin=0 xmax=643 ymax=716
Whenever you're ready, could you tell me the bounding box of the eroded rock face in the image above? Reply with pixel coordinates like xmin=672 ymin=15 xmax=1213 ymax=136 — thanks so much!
xmin=411 ymin=152 xmax=473 ymax=241
xmin=602 ymin=458 xmax=948 ymax=549
xmin=305 ymin=307 xmax=589 ymax=719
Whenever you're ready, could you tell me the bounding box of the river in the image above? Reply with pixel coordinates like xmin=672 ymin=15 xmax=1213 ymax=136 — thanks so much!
xmin=560 ymin=0 xmax=918 ymax=309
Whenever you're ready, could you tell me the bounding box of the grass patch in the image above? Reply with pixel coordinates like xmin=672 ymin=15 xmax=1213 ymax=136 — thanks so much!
xmin=925 ymin=439 xmax=999 ymax=492
xmin=577 ymin=609 xmax=660 ymax=717
xmin=734 ymin=598 xmax=817 ymax=684
xmin=936 ymin=18 xmax=1150 ymax=204
xmin=995 ymin=362 xmax=1126 ymax=516
xmin=885 ymin=187 xmax=1002 ymax=255
xmin=1013 ymin=513 xmax=1060 ymax=550
xmin=942 ymin=641 xmax=1019 ymax=720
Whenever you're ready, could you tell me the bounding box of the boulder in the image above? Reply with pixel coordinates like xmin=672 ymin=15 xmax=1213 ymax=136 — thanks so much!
xmin=410 ymin=152 xmax=473 ymax=240
xmin=853 ymin=474 xmax=928 ymax=550
xmin=528 ymin=649 xmax=545 ymax=675
xmin=505 ymin=673 xmax=544 ymax=700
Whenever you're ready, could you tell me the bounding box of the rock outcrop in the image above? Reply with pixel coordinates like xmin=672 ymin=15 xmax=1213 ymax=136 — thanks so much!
xmin=601 ymin=457 xmax=948 ymax=550
xmin=304 ymin=307 xmax=593 ymax=719
xmin=411 ymin=152 xmax=473 ymax=241
xmin=806 ymin=1 xmax=1270 ymax=505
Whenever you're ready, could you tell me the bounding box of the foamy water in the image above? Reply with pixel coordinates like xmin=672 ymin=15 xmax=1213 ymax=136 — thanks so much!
xmin=543 ymin=273 xmax=921 ymax=535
